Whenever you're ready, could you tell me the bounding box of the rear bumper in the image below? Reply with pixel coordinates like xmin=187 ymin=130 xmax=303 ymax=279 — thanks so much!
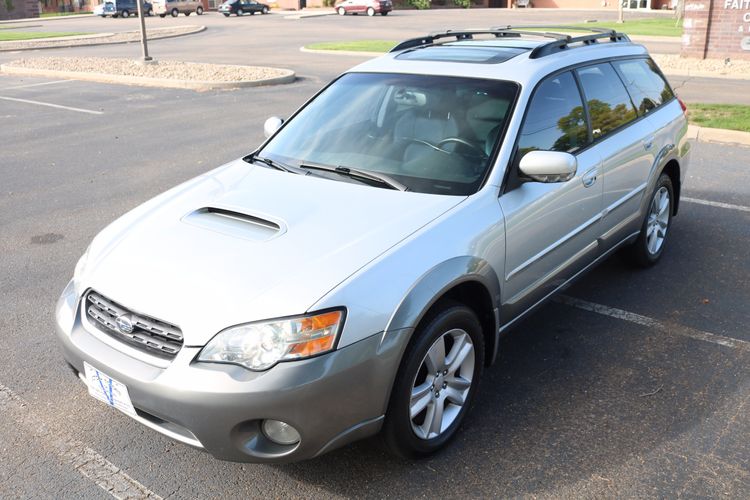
xmin=55 ymin=280 xmax=410 ymax=463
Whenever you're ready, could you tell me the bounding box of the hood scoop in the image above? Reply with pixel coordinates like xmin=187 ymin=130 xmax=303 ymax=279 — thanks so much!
xmin=182 ymin=207 xmax=284 ymax=242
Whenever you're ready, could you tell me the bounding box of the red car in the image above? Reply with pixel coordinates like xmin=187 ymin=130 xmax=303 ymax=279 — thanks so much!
xmin=335 ymin=0 xmax=392 ymax=16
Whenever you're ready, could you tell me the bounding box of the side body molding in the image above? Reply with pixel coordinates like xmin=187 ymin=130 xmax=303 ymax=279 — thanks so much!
xmin=383 ymin=256 xmax=503 ymax=364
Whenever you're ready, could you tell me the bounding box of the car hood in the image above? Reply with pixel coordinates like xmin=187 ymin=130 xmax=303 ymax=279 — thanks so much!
xmin=82 ymin=160 xmax=465 ymax=346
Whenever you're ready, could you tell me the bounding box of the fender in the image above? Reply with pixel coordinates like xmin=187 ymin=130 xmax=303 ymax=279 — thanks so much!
xmin=639 ymin=143 xmax=678 ymax=218
xmin=383 ymin=256 xmax=503 ymax=364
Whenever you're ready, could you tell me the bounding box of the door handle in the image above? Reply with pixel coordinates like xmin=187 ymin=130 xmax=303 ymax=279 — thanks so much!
xmin=643 ymin=136 xmax=655 ymax=151
xmin=582 ymin=168 xmax=597 ymax=188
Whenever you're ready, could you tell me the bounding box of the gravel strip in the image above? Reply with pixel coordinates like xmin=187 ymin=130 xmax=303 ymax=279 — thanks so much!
xmin=0 ymin=25 xmax=202 ymax=51
xmin=3 ymin=57 xmax=291 ymax=83
xmin=652 ymin=54 xmax=750 ymax=79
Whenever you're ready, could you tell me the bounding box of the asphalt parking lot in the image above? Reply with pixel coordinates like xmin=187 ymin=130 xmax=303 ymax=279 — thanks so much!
xmin=1 ymin=10 xmax=750 ymax=499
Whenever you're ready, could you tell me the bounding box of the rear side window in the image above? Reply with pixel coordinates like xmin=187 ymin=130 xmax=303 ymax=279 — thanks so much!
xmin=517 ymin=71 xmax=588 ymax=155
xmin=612 ymin=58 xmax=674 ymax=115
xmin=576 ymin=63 xmax=637 ymax=139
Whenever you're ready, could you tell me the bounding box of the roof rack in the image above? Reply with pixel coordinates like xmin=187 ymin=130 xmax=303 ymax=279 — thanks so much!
xmin=389 ymin=26 xmax=630 ymax=58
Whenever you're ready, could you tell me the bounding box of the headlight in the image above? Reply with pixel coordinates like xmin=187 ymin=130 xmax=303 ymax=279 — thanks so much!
xmin=197 ymin=309 xmax=345 ymax=371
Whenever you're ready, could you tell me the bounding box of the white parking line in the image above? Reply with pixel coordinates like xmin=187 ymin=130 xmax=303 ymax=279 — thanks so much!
xmin=556 ymin=295 xmax=750 ymax=352
xmin=0 ymin=95 xmax=102 ymax=115
xmin=0 ymin=382 xmax=161 ymax=500
xmin=683 ymin=197 xmax=750 ymax=213
xmin=1 ymin=79 xmax=76 ymax=91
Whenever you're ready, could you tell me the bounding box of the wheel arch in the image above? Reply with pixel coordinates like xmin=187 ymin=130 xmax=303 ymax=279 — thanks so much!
xmin=661 ymin=159 xmax=681 ymax=215
xmin=384 ymin=256 xmax=502 ymax=367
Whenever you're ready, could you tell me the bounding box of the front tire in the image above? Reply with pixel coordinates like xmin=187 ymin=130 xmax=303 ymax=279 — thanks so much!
xmin=625 ymin=173 xmax=674 ymax=267
xmin=159 ymin=13 xmax=166 ymax=17
xmin=262 ymin=6 xmax=268 ymax=13
xmin=383 ymin=301 xmax=484 ymax=459
xmin=196 ymin=6 xmax=203 ymax=14
xmin=170 ymin=8 xmax=179 ymax=16
xmin=121 ymin=9 xmax=130 ymax=17
xmin=337 ymin=6 xmax=345 ymax=15
xmin=366 ymin=6 xmax=375 ymax=16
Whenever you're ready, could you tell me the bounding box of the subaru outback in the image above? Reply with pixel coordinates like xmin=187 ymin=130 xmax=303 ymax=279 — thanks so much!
xmin=56 ymin=27 xmax=690 ymax=463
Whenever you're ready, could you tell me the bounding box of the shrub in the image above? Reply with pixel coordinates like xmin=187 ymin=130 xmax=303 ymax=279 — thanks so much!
xmin=454 ymin=0 xmax=470 ymax=7
xmin=410 ymin=0 xmax=430 ymax=9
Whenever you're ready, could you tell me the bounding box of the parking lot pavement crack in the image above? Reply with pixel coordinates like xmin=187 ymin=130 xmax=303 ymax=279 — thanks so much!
xmin=0 ymin=381 xmax=162 ymax=500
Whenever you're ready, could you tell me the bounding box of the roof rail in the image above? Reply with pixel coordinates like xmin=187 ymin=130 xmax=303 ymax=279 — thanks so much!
xmin=389 ymin=26 xmax=630 ymax=57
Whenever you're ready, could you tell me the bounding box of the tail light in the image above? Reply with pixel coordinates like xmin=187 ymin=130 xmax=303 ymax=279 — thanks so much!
xmin=678 ymin=97 xmax=687 ymax=114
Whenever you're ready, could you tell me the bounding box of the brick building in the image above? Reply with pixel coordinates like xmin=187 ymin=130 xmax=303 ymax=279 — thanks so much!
xmin=682 ymin=0 xmax=750 ymax=59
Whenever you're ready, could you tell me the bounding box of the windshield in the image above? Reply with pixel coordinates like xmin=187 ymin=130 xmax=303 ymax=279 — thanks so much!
xmin=259 ymin=73 xmax=518 ymax=195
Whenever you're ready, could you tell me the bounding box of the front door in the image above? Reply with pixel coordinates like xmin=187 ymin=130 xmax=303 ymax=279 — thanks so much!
xmin=499 ymin=71 xmax=603 ymax=323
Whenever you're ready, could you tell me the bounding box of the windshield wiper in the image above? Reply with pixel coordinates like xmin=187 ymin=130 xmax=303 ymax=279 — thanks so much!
xmin=244 ymin=154 xmax=301 ymax=174
xmin=299 ymin=163 xmax=407 ymax=191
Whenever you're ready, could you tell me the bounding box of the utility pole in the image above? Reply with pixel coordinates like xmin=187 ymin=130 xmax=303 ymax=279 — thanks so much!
xmin=618 ymin=0 xmax=625 ymax=23
xmin=135 ymin=0 xmax=153 ymax=62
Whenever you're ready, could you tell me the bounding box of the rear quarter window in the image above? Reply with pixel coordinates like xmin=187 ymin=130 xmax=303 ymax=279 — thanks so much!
xmin=612 ymin=58 xmax=674 ymax=116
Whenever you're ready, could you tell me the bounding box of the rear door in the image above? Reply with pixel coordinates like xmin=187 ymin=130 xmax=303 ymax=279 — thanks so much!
xmin=499 ymin=71 xmax=603 ymax=321
xmin=575 ymin=62 xmax=656 ymax=252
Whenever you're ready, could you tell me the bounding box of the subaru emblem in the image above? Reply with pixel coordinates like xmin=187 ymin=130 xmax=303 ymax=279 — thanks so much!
xmin=115 ymin=315 xmax=134 ymax=334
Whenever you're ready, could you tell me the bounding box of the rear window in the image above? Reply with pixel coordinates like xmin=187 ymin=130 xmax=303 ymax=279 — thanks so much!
xmin=612 ymin=58 xmax=674 ymax=116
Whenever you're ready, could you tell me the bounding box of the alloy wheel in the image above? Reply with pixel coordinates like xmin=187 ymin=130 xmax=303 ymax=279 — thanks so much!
xmin=409 ymin=328 xmax=475 ymax=440
xmin=646 ymin=186 xmax=670 ymax=255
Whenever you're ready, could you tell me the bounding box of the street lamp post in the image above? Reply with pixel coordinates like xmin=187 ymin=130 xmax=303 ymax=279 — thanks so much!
xmin=135 ymin=0 xmax=153 ymax=62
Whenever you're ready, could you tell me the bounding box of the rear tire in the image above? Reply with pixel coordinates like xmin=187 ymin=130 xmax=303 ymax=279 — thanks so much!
xmin=624 ymin=173 xmax=674 ymax=267
xmin=223 ymin=12 xmax=230 ymax=16
xmin=366 ymin=6 xmax=375 ymax=16
xmin=337 ymin=6 xmax=345 ymax=15
xmin=121 ymin=9 xmax=129 ymax=17
xmin=381 ymin=10 xmax=388 ymax=15
xmin=147 ymin=8 xmax=154 ymax=15
xmin=262 ymin=6 xmax=269 ymax=13
xmin=171 ymin=8 xmax=179 ymax=16
xmin=159 ymin=13 xmax=166 ymax=17
xmin=196 ymin=6 xmax=203 ymax=14
xmin=383 ymin=301 xmax=484 ymax=459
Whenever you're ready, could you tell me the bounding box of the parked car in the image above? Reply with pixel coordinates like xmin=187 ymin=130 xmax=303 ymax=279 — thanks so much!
xmin=95 ymin=0 xmax=153 ymax=17
xmin=93 ymin=2 xmax=116 ymax=16
xmin=152 ymin=0 xmax=204 ymax=17
xmin=56 ymin=27 xmax=689 ymax=463
xmin=515 ymin=0 xmax=532 ymax=7
xmin=218 ymin=0 xmax=270 ymax=16
xmin=336 ymin=0 xmax=392 ymax=16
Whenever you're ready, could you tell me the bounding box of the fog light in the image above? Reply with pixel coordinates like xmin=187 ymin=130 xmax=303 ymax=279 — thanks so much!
xmin=262 ymin=419 xmax=300 ymax=445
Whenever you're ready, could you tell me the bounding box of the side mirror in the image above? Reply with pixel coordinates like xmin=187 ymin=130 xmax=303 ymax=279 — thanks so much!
xmin=519 ymin=150 xmax=577 ymax=183
xmin=263 ymin=116 xmax=284 ymax=139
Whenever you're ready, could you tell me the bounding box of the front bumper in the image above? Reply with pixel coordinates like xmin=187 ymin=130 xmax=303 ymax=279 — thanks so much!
xmin=55 ymin=281 xmax=410 ymax=463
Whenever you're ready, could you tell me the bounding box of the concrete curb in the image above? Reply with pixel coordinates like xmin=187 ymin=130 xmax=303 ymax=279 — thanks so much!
xmin=284 ymin=9 xmax=335 ymax=19
xmin=0 ymin=14 xmax=94 ymax=24
xmin=0 ymin=25 xmax=206 ymax=52
xmin=0 ymin=63 xmax=296 ymax=91
xmin=300 ymin=46 xmax=384 ymax=57
xmin=687 ymin=125 xmax=750 ymax=146
xmin=0 ymin=32 xmax=115 ymax=43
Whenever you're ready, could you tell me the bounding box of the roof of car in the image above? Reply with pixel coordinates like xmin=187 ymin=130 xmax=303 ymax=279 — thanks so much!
xmin=350 ymin=29 xmax=649 ymax=86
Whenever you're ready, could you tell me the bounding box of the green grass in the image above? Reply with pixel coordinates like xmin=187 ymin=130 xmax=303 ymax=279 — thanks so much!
xmin=569 ymin=18 xmax=683 ymax=38
xmin=306 ymin=40 xmax=397 ymax=53
xmin=688 ymin=104 xmax=750 ymax=133
xmin=40 ymin=11 xmax=93 ymax=17
xmin=0 ymin=31 xmax=88 ymax=41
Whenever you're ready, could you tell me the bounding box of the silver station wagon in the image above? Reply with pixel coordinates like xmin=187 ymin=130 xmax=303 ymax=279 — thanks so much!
xmin=56 ymin=27 xmax=690 ymax=463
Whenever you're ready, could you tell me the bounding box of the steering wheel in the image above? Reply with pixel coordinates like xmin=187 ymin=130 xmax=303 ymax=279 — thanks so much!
xmin=437 ymin=137 xmax=488 ymax=158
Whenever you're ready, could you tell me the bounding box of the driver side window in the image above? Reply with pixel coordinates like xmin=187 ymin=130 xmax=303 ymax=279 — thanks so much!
xmin=517 ymin=71 xmax=589 ymax=157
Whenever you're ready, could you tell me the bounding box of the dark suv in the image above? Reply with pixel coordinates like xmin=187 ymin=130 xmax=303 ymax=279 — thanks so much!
xmin=111 ymin=0 xmax=154 ymax=17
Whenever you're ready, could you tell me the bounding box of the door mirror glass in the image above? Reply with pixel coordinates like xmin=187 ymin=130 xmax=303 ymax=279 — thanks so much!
xmin=263 ymin=116 xmax=284 ymax=139
xmin=519 ymin=150 xmax=577 ymax=183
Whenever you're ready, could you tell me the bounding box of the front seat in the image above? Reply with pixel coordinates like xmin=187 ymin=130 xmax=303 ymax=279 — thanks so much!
xmin=394 ymin=96 xmax=459 ymax=164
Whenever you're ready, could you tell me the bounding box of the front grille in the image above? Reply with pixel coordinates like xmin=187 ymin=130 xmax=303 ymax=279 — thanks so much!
xmin=85 ymin=291 xmax=183 ymax=358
